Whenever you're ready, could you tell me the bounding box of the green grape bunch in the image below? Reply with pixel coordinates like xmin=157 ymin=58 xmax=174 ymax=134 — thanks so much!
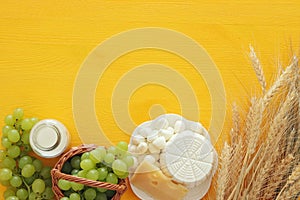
xmin=0 ymin=108 xmax=54 ymax=200
xmin=57 ymin=141 xmax=134 ymax=200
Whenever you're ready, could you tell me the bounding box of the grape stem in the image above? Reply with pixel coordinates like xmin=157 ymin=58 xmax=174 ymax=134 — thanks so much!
xmin=22 ymin=176 xmax=31 ymax=195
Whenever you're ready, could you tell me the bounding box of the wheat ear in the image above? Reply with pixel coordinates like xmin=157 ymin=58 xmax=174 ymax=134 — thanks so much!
xmin=216 ymin=142 xmax=231 ymax=200
xmin=262 ymin=56 xmax=298 ymax=109
xmin=249 ymin=45 xmax=267 ymax=94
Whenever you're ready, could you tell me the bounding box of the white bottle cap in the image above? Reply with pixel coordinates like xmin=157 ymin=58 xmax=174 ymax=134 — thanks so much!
xmin=29 ymin=119 xmax=70 ymax=158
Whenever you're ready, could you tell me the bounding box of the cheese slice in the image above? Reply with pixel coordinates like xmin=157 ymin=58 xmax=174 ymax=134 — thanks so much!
xmin=130 ymin=160 xmax=188 ymax=200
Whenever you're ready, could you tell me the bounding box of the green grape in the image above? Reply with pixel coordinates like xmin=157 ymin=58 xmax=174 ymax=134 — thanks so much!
xmin=8 ymin=186 xmax=17 ymax=192
xmin=58 ymin=179 xmax=71 ymax=191
xmin=70 ymin=156 xmax=81 ymax=169
xmin=21 ymin=132 xmax=30 ymax=145
xmin=96 ymin=147 xmax=106 ymax=158
xmin=112 ymin=159 xmax=127 ymax=176
xmin=69 ymin=193 xmax=81 ymax=200
xmin=71 ymin=169 xmax=79 ymax=175
xmin=28 ymin=192 xmax=37 ymax=200
xmin=40 ymin=166 xmax=51 ymax=179
xmin=4 ymin=188 xmax=16 ymax=199
xmin=16 ymin=188 xmax=28 ymax=200
xmin=2 ymin=137 xmax=12 ymax=148
xmin=104 ymin=153 xmax=114 ymax=164
xmin=21 ymin=119 xmax=33 ymax=130
xmin=19 ymin=156 xmax=33 ymax=169
xmin=95 ymin=192 xmax=107 ymax=200
xmin=81 ymin=152 xmax=90 ymax=160
xmin=9 ymin=175 xmax=22 ymax=187
xmin=86 ymin=169 xmax=99 ymax=181
xmin=0 ymin=168 xmax=12 ymax=181
xmin=71 ymin=181 xmax=84 ymax=191
xmin=30 ymin=117 xmax=39 ymax=125
xmin=60 ymin=197 xmax=69 ymax=200
xmin=97 ymin=167 xmax=108 ymax=181
xmin=0 ymin=149 xmax=7 ymax=161
xmin=117 ymin=141 xmax=128 ymax=151
xmin=80 ymin=159 xmax=95 ymax=170
xmin=84 ymin=188 xmax=97 ymax=200
xmin=77 ymin=170 xmax=87 ymax=178
xmin=105 ymin=190 xmax=116 ymax=198
xmin=117 ymin=171 xmax=129 ymax=179
xmin=5 ymin=196 xmax=19 ymax=200
xmin=7 ymin=129 xmax=20 ymax=143
xmin=32 ymin=159 xmax=43 ymax=172
xmin=96 ymin=188 xmax=107 ymax=193
xmin=32 ymin=179 xmax=46 ymax=194
xmin=2 ymin=157 xmax=16 ymax=169
xmin=21 ymin=164 xmax=35 ymax=178
xmin=116 ymin=148 xmax=126 ymax=158
xmin=122 ymin=156 xmax=134 ymax=167
xmin=62 ymin=161 xmax=72 ymax=174
xmin=5 ymin=115 xmax=15 ymax=126
xmin=13 ymin=108 xmax=24 ymax=120
xmin=7 ymin=145 xmax=21 ymax=158
xmin=44 ymin=178 xmax=52 ymax=187
xmin=106 ymin=173 xmax=118 ymax=184
xmin=107 ymin=146 xmax=117 ymax=155
xmin=0 ymin=179 xmax=10 ymax=186
xmin=89 ymin=149 xmax=103 ymax=163
xmin=2 ymin=125 xmax=12 ymax=137
xmin=42 ymin=187 xmax=54 ymax=199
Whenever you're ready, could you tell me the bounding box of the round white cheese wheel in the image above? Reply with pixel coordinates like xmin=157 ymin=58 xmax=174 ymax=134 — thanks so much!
xmin=160 ymin=130 xmax=214 ymax=186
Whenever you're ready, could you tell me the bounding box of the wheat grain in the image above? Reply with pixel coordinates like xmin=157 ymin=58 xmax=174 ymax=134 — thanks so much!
xmin=277 ymin=166 xmax=300 ymax=200
xmin=287 ymin=164 xmax=300 ymax=185
xmin=216 ymin=142 xmax=231 ymax=200
xmin=249 ymin=45 xmax=267 ymax=94
xmin=227 ymin=137 xmax=245 ymax=196
xmin=262 ymin=57 xmax=298 ymax=109
xmin=246 ymin=98 xmax=263 ymax=155
xmin=263 ymin=154 xmax=294 ymax=199
xmin=230 ymin=102 xmax=240 ymax=146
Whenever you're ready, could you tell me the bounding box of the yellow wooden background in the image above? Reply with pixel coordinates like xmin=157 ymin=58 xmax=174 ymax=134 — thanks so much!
xmin=0 ymin=0 xmax=300 ymax=199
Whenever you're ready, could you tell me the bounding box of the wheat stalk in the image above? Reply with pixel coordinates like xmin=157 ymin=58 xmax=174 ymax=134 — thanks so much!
xmin=276 ymin=164 xmax=300 ymax=199
xmin=229 ymin=98 xmax=263 ymax=200
xmin=247 ymin=90 xmax=295 ymax=198
xmin=263 ymin=154 xmax=294 ymax=199
xmin=216 ymin=49 xmax=300 ymax=200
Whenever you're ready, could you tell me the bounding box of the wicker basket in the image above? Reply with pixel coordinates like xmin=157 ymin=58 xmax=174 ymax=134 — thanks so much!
xmin=51 ymin=144 xmax=128 ymax=200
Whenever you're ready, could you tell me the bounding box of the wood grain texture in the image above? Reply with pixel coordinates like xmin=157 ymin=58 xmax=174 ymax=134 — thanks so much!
xmin=0 ymin=1 xmax=300 ymax=199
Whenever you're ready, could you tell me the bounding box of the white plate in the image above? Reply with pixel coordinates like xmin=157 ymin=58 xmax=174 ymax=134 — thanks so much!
xmin=129 ymin=114 xmax=218 ymax=200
